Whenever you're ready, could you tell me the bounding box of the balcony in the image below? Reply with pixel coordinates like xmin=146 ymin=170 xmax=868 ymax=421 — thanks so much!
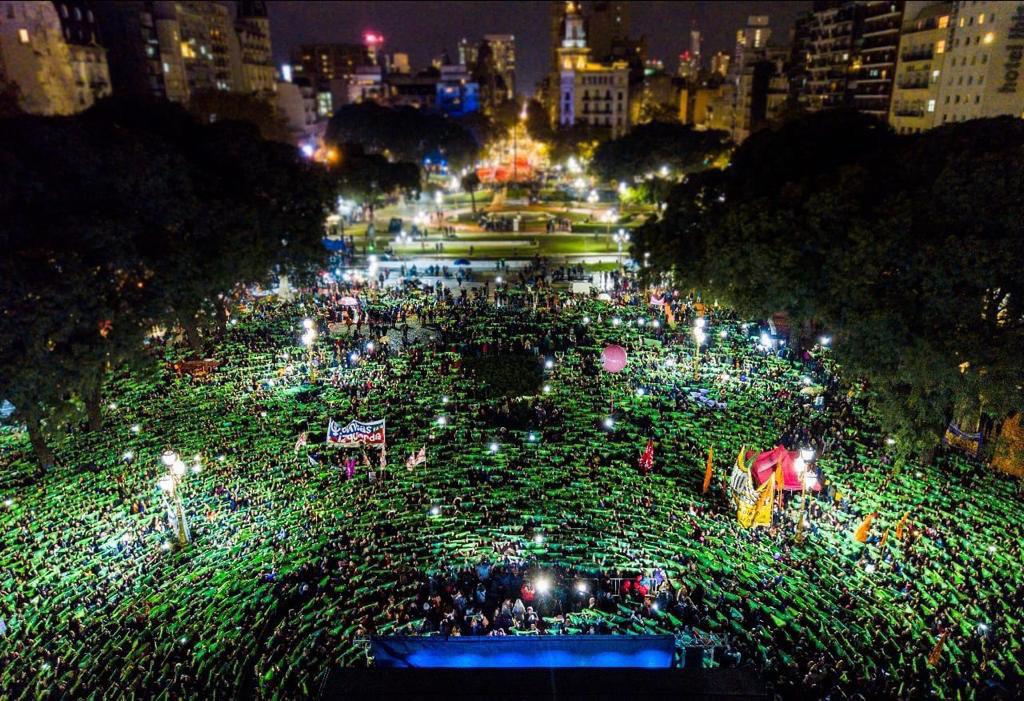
xmin=893 ymin=108 xmax=925 ymax=117
xmin=895 ymin=78 xmax=929 ymax=90
xmin=901 ymin=48 xmax=934 ymax=62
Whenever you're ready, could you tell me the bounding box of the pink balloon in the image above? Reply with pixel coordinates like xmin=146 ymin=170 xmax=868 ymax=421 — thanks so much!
xmin=601 ymin=344 xmax=627 ymax=373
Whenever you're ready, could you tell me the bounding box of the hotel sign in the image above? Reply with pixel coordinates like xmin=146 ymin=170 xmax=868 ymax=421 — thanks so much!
xmin=998 ymin=5 xmax=1024 ymax=93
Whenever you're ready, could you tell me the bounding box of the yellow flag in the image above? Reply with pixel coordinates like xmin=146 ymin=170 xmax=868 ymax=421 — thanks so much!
xmin=854 ymin=512 xmax=877 ymax=543
xmin=738 ymin=477 xmax=774 ymax=528
xmin=664 ymin=302 xmax=676 ymax=328
xmin=702 ymin=446 xmax=714 ymax=493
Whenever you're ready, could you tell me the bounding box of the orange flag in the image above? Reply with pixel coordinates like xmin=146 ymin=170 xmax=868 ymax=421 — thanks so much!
xmin=775 ymin=464 xmax=785 ymax=507
xmin=895 ymin=511 xmax=911 ymax=540
xmin=854 ymin=511 xmax=877 ymax=543
xmin=928 ymin=631 xmax=948 ymax=666
xmin=702 ymin=446 xmax=714 ymax=493
xmin=879 ymin=528 xmax=889 ymax=549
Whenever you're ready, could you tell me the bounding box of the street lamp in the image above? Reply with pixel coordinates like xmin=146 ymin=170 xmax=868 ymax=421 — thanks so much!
xmin=612 ymin=228 xmax=630 ymax=267
xmin=513 ymin=101 xmax=527 ymax=183
xmin=301 ymin=319 xmax=318 ymax=383
xmin=157 ymin=450 xmax=191 ymax=546
xmin=794 ymin=447 xmax=816 ymax=543
xmin=693 ymin=323 xmax=706 ymax=379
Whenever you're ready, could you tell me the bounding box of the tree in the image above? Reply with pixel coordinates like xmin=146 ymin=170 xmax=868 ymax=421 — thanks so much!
xmin=590 ymin=121 xmax=731 ymax=182
xmin=639 ymin=111 xmax=1024 ymax=459
xmin=461 ymin=171 xmax=481 ymax=212
xmin=523 ymin=98 xmax=554 ymax=144
xmin=0 ymin=98 xmax=332 ymax=471
xmin=326 ymin=102 xmax=480 ymax=169
xmin=187 ymin=90 xmax=291 ymax=142
xmin=548 ymin=121 xmax=610 ymax=165
xmin=328 ymin=144 xmax=421 ymax=204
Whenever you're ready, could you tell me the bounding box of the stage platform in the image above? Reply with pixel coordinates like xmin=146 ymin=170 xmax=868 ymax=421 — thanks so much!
xmin=321 ymin=636 xmax=767 ymax=700
xmin=321 ymin=667 xmax=768 ymax=700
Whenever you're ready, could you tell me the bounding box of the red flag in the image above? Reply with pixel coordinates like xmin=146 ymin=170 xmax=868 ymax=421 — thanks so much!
xmin=638 ymin=439 xmax=654 ymax=474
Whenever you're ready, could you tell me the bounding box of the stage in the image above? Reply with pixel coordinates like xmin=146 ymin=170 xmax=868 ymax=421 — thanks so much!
xmin=321 ymin=667 xmax=768 ymax=700
xmin=320 ymin=636 xmax=767 ymax=700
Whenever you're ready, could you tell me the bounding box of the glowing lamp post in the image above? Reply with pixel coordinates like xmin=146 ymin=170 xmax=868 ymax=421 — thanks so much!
xmin=158 ymin=450 xmax=191 ymax=546
xmin=301 ymin=319 xmax=317 ymax=382
xmin=794 ymin=447 xmax=816 ymax=543
xmin=612 ymin=228 xmax=629 ymax=269
xmin=692 ymin=323 xmax=707 ymax=379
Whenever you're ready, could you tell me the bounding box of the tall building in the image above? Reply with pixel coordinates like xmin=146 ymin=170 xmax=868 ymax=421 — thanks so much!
xmin=889 ymin=1 xmax=950 ymax=133
xmin=588 ymin=0 xmax=630 ymax=62
xmin=735 ymin=15 xmax=771 ymax=73
xmin=169 ymin=1 xmax=241 ymax=94
xmin=734 ymin=46 xmax=791 ymax=142
xmin=436 ymin=62 xmax=479 ymax=116
xmin=363 ymin=31 xmax=382 ymax=66
xmin=556 ymin=1 xmax=629 ymax=136
xmin=935 ymin=1 xmax=1024 ymax=125
xmin=799 ymin=1 xmax=906 ymax=117
xmin=677 ymin=50 xmax=697 ymax=80
xmin=849 ymin=1 xmax=904 ymax=117
xmin=689 ymin=25 xmax=702 ymax=70
xmin=0 ymin=0 xmax=77 ymax=114
xmin=54 ymin=1 xmax=111 ymax=110
xmin=152 ymin=5 xmax=187 ymax=102
xmin=711 ymin=51 xmax=731 ymax=77
xmin=483 ymin=33 xmax=515 ymax=98
xmin=390 ymin=52 xmax=410 ymax=74
xmin=235 ymin=0 xmax=273 ymax=95
xmin=291 ymin=42 xmax=366 ymax=88
xmin=91 ymin=1 xmax=167 ymax=100
xmin=457 ymin=37 xmax=477 ymax=68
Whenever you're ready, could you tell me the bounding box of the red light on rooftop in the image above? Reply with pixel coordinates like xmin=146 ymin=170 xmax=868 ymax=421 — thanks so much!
xmin=364 ymin=32 xmax=382 ymax=45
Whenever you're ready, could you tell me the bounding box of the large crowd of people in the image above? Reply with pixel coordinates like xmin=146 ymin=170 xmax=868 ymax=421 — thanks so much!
xmin=0 ymin=270 xmax=1021 ymax=699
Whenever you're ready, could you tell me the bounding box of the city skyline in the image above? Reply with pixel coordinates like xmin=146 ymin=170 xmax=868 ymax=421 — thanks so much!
xmin=266 ymin=1 xmax=812 ymax=93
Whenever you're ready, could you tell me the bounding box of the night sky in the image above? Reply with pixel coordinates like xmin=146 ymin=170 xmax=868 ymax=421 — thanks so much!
xmin=267 ymin=1 xmax=811 ymax=94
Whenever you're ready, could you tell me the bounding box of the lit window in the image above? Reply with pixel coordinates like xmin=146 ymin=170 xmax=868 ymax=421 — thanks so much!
xmin=927 ymin=99 xmax=935 ymax=112
xmin=932 ymin=69 xmax=940 ymax=81
xmin=983 ymin=32 xmax=995 ymax=44
xmin=935 ymin=40 xmax=945 ymax=54
xmin=17 ymin=28 xmax=29 ymax=44
xmin=938 ymin=15 xmax=949 ymax=28
xmin=978 ymin=13 xmax=985 ymax=25
xmin=958 ymin=16 xmax=965 ymax=28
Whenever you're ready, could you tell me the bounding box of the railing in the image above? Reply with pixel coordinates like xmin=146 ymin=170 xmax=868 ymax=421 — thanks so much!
xmin=901 ymin=49 xmax=934 ymax=62
xmin=893 ymin=108 xmax=925 ymax=117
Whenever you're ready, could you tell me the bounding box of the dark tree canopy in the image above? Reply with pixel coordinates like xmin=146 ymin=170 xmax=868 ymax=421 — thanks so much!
xmin=329 ymin=144 xmax=421 ymax=202
xmin=590 ymin=121 xmax=731 ymax=182
xmin=187 ymin=89 xmax=292 ymax=143
xmin=637 ymin=111 xmax=1024 ymax=457
xmin=0 ymin=98 xmax=332 ymax=471
xmin=325 ymin=102 xmax=479 ymax=169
